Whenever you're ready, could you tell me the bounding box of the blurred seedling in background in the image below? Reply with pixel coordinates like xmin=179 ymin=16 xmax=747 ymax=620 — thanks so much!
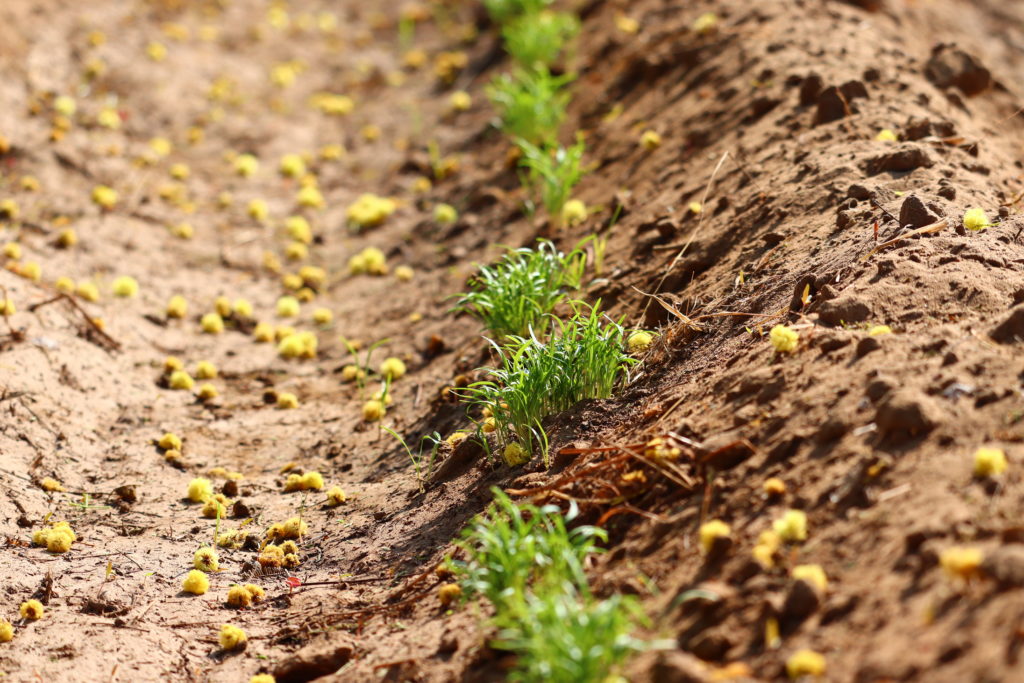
xmin=486 ymin=67 xmax=573 ymax=146
xmin=575 ymin=204 xmax=622 ymax=277
xmin=516 ymin=133 xmax=588 ymax=222
xmin=340 ymin=336 xmax=390 ymax=392
xmin=502 ymin=9 xmax=579 ymax=70
xmin=66 ymin=492 xmax=111 ymax=514
xmin=427 ymin=140 xmax=460 ymax=181
xmin=397 ymin=11 xmax=417 ymax=52
xmin=483 ymin=0 xmax=552 ymax=24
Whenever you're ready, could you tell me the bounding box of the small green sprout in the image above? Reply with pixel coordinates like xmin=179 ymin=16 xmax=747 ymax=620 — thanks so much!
xmin=340 ymin=337 xmax=391 ymax=392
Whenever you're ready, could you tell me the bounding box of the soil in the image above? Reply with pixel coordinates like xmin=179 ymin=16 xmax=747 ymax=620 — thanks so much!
xmin=1 ymin=0 xmax=1024 ymax=682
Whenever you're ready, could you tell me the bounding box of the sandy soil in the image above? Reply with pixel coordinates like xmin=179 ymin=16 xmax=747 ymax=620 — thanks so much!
xmin=2 ymin=0 xmax=1024 ymax=681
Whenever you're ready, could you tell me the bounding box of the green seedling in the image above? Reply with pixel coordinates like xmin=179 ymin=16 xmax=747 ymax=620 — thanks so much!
xmin=516 ymin=134 xmax=587 ymax=220
xmin=66 ymin=492 xmax=111 ymax=513
xmin=341 ymin=336 xmax=391 ymax=392
xmin=453 ymin=489 xmax=605 ymax=607
xmin=502 ymin=10 xmax=579 ymax=69
xmin=591 ymin=232 xmax=609 ymax=276
xmin=486 ymin=67 xmax=573 ymax=146
xmin=460 ymin=301 xmax=637 ymax=465
xmin=383 ymin=427 xmax=420 ymax=489
xmin=494 ymin=587 xmax=648 ymax=683
xmin=366 ymin=376 xmax=394 ymax=431
xmin=419 ymin=430 xmax=445 ymax=477
xmin=483 ymin=0 xmax=552 ymax=24
xmin=383 ymin=426 xmax=440 ymax=493
xmin=578 ymin=203 xmax=622 ymax=276
xmin=212 ymin=499 xmax=222 ymax=547
xmin=452 ymin=489 xmax=647 ymax=682
xmin=453 ymin=239 xmax=584 ymax=339
xmin=397 ymin=14 xmax=416 ymax=51
xmin=575 ymin=222 xmax=615 ymax=277
xmin=377 ymin=375 xmax=393 ymax=404
xmin=426 ymin=140 xmax=449 ymax=182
